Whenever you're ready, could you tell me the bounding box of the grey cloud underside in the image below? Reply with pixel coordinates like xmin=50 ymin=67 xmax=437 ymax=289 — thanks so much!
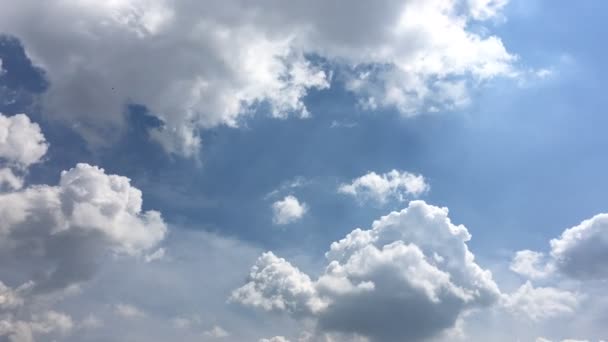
xmin=0 ymin=0 xmax=515 ymax=156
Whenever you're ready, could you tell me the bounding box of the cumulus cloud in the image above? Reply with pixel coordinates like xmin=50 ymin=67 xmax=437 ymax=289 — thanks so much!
xmin=233 ymin=201 xmax=500 ymax=341
xmin=549 ymin=213 xmax=608 ymax=280
xmin=0 ymin=113 xmax=47 ymax=168
xmin=502 ymin=281 xmax=579 ymax=321
xmin=0 ymin=0 xmax=517 ymax=156
xmin=272 ymin=195 xmax=308 ymax=225
xmin=0 ymin=163 xmax=167 ymax=292
xmin=510 ymin=250 xmax=553 ymax=279
xmin=0 ymin=113 xmax=168 ymax=341
xmin=0 ymin=113 xmax=48 ymax=191
xmin=338 ymin=170 xmax=429 ymax=203
xmin=512 ymin=212 xmax=608 ymax=281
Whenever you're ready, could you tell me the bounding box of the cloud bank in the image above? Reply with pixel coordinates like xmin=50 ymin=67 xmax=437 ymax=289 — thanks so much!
xmin=0 ymin=0 xmax=516 ymax=156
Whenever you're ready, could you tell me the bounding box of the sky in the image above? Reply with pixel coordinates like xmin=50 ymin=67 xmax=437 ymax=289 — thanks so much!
xmin=0 ymin=0 xmax=608 ymax=341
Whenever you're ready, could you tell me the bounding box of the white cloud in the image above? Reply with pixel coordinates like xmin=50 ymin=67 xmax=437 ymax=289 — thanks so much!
xmin=230 ymin=251 xmax=324 ymax=316
xmin=510 ymin=250 xmax=553 ymax=279
xmin=0 ymin=113 xmax=48 ymax=191
xmin=0 ymin=113 xmax=169 ymax=342
xmin=0 ymin=0 xmax=517 ymax=156
xmin=338 ymin=170 xmax=429 ymax=203
xmin=0 ymin=309 xmax=74 ymax=342
xmin=233 ymin=201 xmax=500 ymax=341
xmin=272 ymin=195 xmax=308 ymax=225
xmin=0 ymin=162 xmax=168 ymax=293
xmin=203 ymin=325 xmax=230 ymax=338
xmin=0 ymin=113 xmax=48 ymax=168
xmin=145 ymin=248 xmax=166 ymax=263
xmin=467 ymin=0 xmax=509 ymax=20
xmin=549 ymin=213 xmax=608 ymax=280
xmin=259 ymin=337 xmax=290 ymax=342
xmin=0 ymin=281 xmax=24 ymax=310
xmin=512 ymin=212 xmax=608 ymax=281
xmin=0 ymin=168 xmax=23 ymax=191
xmin=114 ymin=303 xmax=146 ymax=319
xmin=503 ymin=281 xmax=579 ymax=321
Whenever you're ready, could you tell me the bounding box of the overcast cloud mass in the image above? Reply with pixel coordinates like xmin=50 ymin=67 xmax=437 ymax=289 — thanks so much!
xmin=1 ymin=0 xmax=608 ymax=341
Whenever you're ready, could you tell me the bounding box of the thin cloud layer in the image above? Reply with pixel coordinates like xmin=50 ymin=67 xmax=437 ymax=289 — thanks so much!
xmin=233 ymin=201 xmax=500 ymax=341
xmin=0 ymin=0 xmax=516 ymax=156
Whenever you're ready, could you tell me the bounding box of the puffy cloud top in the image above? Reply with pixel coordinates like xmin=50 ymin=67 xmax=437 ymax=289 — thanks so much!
xmin=502 ymin=281 xmax=579 ymax=321
xmin=512 ymin=212 xmax=608 ymax=281
xmin=233 ymin=201 xmax=500 ymax=341
xmin=550 ymin=213 xmax=608 ymax=280
xmin=0 ymin=162 xmax=167 ymax=291
xmin=272 ymin=195 xmax=308 ymax=225
xmin=0 ymin=113 xmax=47 ymax=168
xmin=338 ymin=170 xmax=428 ymax=203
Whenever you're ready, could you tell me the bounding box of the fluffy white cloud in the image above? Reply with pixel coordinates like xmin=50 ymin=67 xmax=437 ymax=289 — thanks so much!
xmin=230 ymin=252 xmax=323 ymax=316
xmin=0 ymin=113 xmax=47 ymax=168
xmin=0 ymin=0 xmax=517 ymax=156
xmin=338 ymin=170 xmax=429 ymax=203
xmin=0 ymin=162 xmax=167 ymax=292
xmin=0 ymin=113 xmax=48 ymax=191
xmin=510 ymin=250 xmax=553 ymax=279
xmin=503 ymin=281 xmax=579 ymax=321
xmin=272 ymin=195 xmax=308 ymax=225
xmin=233 ymin=201 xmax=500 ymax=341
xmin=0 ymin=113 xmax=168 ymax=341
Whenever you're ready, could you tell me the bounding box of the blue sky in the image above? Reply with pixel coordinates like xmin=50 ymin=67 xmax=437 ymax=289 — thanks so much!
xmin=1 ymin=1 xmax=608 ymax=341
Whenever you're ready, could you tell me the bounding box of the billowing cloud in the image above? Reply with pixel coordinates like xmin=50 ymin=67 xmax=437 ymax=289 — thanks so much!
xmin=233 ymin=201 xmax=500 ymax=341
xmin=0 ymin=113 xmax=168 ymax=342
xmin=338 ymin=170 xmax=429 ymax=203
xmin=272 ymin=195 xmax=308 ymax=225
xmin=0 ymin=0 xmax=516 ymax=156
xmin=0 ymin=163 xmax=168 ymax=292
